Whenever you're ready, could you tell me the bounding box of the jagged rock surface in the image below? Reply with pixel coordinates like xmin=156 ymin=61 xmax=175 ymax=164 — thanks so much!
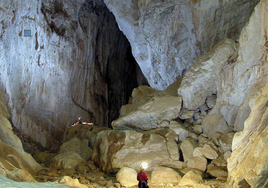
xmin=225 ymin=1 xmax=268 ymax=187
xmin=92 ymin=129 xmax=185 ymax=173
xmin=104 ymin=0 xmax=259 ymax=90
xmin=177 ymin=38 xmax=237 ymax=110
xmin=0 ymin=0 xmax=141 ymax=149
xmin=112 ymin=95 xmax=182 ymax=130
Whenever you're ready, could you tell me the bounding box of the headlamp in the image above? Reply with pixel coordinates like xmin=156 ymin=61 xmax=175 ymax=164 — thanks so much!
xmin=141 ymin=162 xmax=148 ymax=169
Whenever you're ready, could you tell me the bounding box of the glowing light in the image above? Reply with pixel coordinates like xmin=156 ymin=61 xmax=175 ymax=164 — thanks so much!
xmin=141 ymin=162 xmax=148 ymax=169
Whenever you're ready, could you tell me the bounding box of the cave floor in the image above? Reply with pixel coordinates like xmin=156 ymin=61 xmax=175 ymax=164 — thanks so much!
xmin=34 ymin=168 xmax=231 ymax=188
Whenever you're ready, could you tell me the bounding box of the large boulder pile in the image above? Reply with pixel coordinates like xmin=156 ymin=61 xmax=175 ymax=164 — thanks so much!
xmin=92 ymin=1 xmax=268 ymax=186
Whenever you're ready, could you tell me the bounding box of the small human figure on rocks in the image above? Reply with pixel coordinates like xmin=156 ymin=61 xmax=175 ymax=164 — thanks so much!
xmin=137 ymin=163 xmax=149 ymax=188
xmin=71 ymin=117 xmax=93 ymax=127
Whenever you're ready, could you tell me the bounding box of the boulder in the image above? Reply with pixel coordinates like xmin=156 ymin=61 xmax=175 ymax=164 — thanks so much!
xmin=186 ymin=156 xmax=207 ymax=172
xmin=206 ymin=95 xmax=217 ymax=109
xmin=179 ymin=109 xmax=194 ymax=119
xmin=150 ymin=167 xmax=181 ymax=184
xmin=62 ymin=124 xmax=94 ymax=143
xmin=59 ymin=137 xmax=92 ymax=161
xmin=169 ymin=121 xmax=189 ymax=142
xmin=218 ymin=132 xmax=235 ymax=153
xmin=0 ymin=139 xmax=36 ymax=180
xmin=76 ymin=164 xmax=91 ymax=174
xmin=198 ymin=135 xmax=210 ymax=146
xmin=5 ymin=169 xmax=37 ymax=183
xmin=33 ymin=152 xmax=57 ymax=167
xmin=180 ymin=138 xmax=198 ymax=162
xmin=165 ymin=131 xmax=180 ymax=161
xmin=86 ymin=126 xmax=110 ymax=148
xmin=199 ymin=103 xmax=209 ymax=112
xmin=188 ymin=133 xmax=199 ymax=141
xmin=193 ymin=112 xmax=205 ymax=120
xmin=116 ymin=167 xmax=137 ymax=187
xmin=178 ymin=39 xmax=236 ymax=110
xmin=54 ymin=176 xmax=88 ymax=188
xmin=119 ymin=85 xmax=157 ymax=117
xmin=212 ymin=155 xmax=227 ymax=167
xmin=178 ymin=170 xmax=204 ymax=186
xmin=50 ymin=151 xmax=86 ymax=170
xmin=211 ymin=132 xmax=222 ymax=147
xmin=202 ymin=107 xmax=231 ymax=138
xmin=207 ymin=164 xmax=228 ymax=179
xmin=193 ymin=144 xmax=218 ymax=160
xmin=92 ymin=130 xmax=183 ymax=173
xmin=112 ymin=96 xmax=182 ymax=130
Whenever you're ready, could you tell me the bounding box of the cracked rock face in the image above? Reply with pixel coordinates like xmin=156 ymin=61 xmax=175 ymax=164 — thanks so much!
xmin=92 ymin=129 xmax=185 ymax=173
xmin=103 ymin=0 xmax=259 ymax=90
xmin=0 ymin=0 xmax=141 ymax=149
xmin=227 ymin=1 xmax=268 ymax=187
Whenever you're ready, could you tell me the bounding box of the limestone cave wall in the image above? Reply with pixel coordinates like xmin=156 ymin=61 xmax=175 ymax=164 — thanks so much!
xmin=104 ymin=0 xmax=260 ymax=90
xmin=0 ymin=0 xmax=142 ymax=150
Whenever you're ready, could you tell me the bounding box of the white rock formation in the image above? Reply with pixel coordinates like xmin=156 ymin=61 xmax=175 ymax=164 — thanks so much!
xmin=0 ymin=0 xmax=139 ymax=149
xmin=112 ymin=95 xmax=182 ymax=130
xmin=103 ymin=0 xmax=258 ymax=90
xmin=215 ymin=0 xmax=268 ymax=131
xmin=169 ymin=121 xmax=189 ymax=142
xmin=177 ymin=38 xmax=236 ymax=110
xmin=220 ymin=1 xmax=268 ymax=186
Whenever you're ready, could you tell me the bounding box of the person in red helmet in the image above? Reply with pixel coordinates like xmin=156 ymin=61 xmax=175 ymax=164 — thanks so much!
xmin=137 ymin=165 xmax=149 ymax=188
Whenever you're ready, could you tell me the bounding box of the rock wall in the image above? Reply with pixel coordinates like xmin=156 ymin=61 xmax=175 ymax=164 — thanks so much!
xmin=0 ymin=0 xmax=141 ymax=150
xmin=0 ymin=91 xmax=41 ymax=182
xmin=227 ymin=0 xmax=268 ymax=187
xmin=103 ymin=0 xmax=260 ymax=90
